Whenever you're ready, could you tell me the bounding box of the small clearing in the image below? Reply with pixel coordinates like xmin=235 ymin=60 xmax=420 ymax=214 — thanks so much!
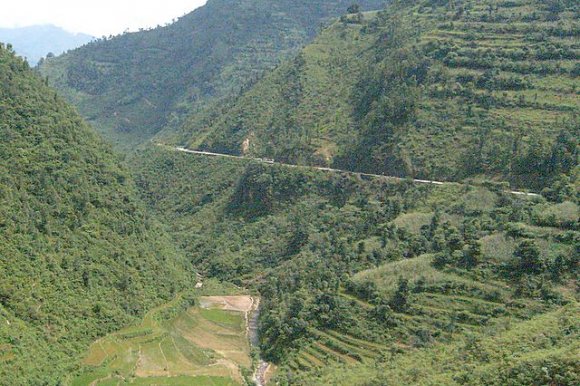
xmin=199 ymin=296 xmax=254 ymax=312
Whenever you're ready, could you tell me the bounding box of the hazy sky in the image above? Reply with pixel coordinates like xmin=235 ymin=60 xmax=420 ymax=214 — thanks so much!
xmin=1 ymin=0 xmax=208 ymax=36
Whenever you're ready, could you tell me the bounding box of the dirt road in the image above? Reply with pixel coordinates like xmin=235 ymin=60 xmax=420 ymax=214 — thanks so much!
xmin=163 ymin=144 xmax=540 ymax=198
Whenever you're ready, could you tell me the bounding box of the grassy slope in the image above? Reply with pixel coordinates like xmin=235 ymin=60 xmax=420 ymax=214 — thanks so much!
xmin=39 ymin=0 xmax=385 ymax=149
xmin=131 ymin=145 xmax=578 ymax=384
xmin=0 ymin=45 xmax=194 ymax=384
xmin=185 ymin=0 xmax=579 ymax=189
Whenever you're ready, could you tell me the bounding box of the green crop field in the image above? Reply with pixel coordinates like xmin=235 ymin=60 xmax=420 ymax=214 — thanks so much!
xmin=72 ymin=291 xmax=254 ymax=385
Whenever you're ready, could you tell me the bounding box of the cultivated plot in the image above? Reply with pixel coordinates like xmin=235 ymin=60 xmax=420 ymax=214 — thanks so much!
xmin=73 ymin=295 xmax=256 ymax=385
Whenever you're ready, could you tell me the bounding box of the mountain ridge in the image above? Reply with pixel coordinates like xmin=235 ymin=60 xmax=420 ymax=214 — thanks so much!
xmin=39 ymin=0 xmax=387 ymax=149
xmin=173 ymin=0 xmax=578 ymax=191
xmin=3 ymin=0 xmax=578 ymax=383
xmin=0 ymin=25 xmax=93 ymax=65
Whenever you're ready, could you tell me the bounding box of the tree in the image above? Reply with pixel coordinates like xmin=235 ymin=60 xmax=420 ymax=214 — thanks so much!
xmin=547 ymin=128 xmax=578 ymax=178
xmin=347 ymin=4 xmax=361 ymax=14
xmin=433 ymin=251 xmax=452 ymax=268
xmin=445 ymin=225 xmax=464 ymax=252
xmin=541 ymin=174 xmax=575 ymax=203
xmin=373 ymin=300 xmax=397 ymax=326
xmin=514 ymin=239 xmax=544 ymax=274
xmin=390 ymin=277 xmax=410 ymax=312
xmin=286 ymin=222 xmax=309 ymax=256
xmin=460 ymin=241 xmax=482 ymax=269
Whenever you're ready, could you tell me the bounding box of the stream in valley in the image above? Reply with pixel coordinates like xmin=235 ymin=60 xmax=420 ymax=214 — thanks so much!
xmin=248 ymin=298 xmax=270 ymax=386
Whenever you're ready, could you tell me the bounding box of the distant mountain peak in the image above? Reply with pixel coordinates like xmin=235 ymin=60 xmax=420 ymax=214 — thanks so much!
xmin=0 ymin=24 xmax=93 ymax=65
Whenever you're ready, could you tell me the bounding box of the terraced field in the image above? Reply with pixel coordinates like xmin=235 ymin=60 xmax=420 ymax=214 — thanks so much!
xmin=299 ymin=302 xmax=579 ymax=385
xmin=184 ymin=0 xmax=578 ymax=189
xmin=410 ymin=0 xmax=579 ymax=185
xmin=73 ymin=295 xmax=256 ymax=385
xmin=287 ymin=249 xmax=558 ymax=373
xmin=288 ymin=328 xmax=389 ymax=372
xmin=353 ymin=253 xmax=550 ymax=324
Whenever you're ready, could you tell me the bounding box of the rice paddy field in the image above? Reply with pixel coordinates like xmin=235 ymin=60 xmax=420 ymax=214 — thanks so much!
xmin=72 ymin=294 xmax=256 ymax=385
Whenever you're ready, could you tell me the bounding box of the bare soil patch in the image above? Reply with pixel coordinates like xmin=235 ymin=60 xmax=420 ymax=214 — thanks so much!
xmin=199 ymin=296 xmax=254 ymax=312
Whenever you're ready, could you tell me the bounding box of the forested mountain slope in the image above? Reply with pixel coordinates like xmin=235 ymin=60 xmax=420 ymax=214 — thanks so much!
xmin=179 ymin=0 xmax=579 ymax=190
xmin=39 ymin=0 xmax=386 ymax=149
xmin=132 ymin=145 xmax=578 ymax=385
xmin=0 ymin=45 xmax=194 ymax=384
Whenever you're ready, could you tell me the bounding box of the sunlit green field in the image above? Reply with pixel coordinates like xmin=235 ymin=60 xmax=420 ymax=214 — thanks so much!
xmin=72 ymin=294 xmax=253 ymax=385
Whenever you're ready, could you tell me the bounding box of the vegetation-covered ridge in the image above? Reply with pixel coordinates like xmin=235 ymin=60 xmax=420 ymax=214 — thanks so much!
xmin=0 ymin=45 xmax=194 ymax=384
xmin=39 ymin=0 xmax=386 ymax=149
xmin=6 ymin=0 xmax=577 ymax=384
xmin=180 ymin=0 xmax=579 ymax=191
xmin=131 ymin=145 xmax=578 ymax=385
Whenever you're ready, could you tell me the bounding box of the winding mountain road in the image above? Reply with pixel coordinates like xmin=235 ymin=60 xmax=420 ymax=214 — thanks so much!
xmin=162 ymin=144 xmax=540 ymax=198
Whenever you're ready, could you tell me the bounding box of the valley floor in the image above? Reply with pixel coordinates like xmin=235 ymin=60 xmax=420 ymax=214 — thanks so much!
xmin=73 ymin=292 xmax=263 ymax=385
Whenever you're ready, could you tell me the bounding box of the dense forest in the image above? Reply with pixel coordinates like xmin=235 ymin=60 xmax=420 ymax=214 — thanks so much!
xmin=177 ymin=0 xmax=579 ymax=191
xmin=0 ymin=45 xmax=195 ymax=384
xmin=39 ymin=0 xmax=386 ymax=149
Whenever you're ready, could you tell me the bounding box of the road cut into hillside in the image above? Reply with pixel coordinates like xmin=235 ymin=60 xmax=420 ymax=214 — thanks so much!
xmin=164 ymin=144 xmax=541 ymax=198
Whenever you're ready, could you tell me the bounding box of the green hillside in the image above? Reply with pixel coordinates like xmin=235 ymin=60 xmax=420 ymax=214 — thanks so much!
xmin=8 ymin=0 xmax=578 ymax=383
xmin=181 ymin=0 xmax=579 ymax=190
xmin=0 ymin=45 xmax=194 ymax=384
xmin=299 ymin=303 xmax=579 ymax=385
xmin=39 ymin=0 xmax=386 ymax=149
xmin=131 ymin=145 xmax=578 ymax=384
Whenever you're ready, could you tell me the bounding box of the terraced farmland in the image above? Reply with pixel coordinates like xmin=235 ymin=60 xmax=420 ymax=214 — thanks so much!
xmin=298 ymin=302 xmax=579 ymax=385
xmin=73 ymin=294 xmax=257 ymax=385
xmin=285 ymin=249 xmax=559 ymax=374
xmin=183 ymin=0 xmax=578 ymax=190
xmin=407 ymin=0 xmax=580 ymax=187
xmin=350 ymin=253 xmax=552 ymax=330
xmin=288 ymin=328 xmax=389 ymax=372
